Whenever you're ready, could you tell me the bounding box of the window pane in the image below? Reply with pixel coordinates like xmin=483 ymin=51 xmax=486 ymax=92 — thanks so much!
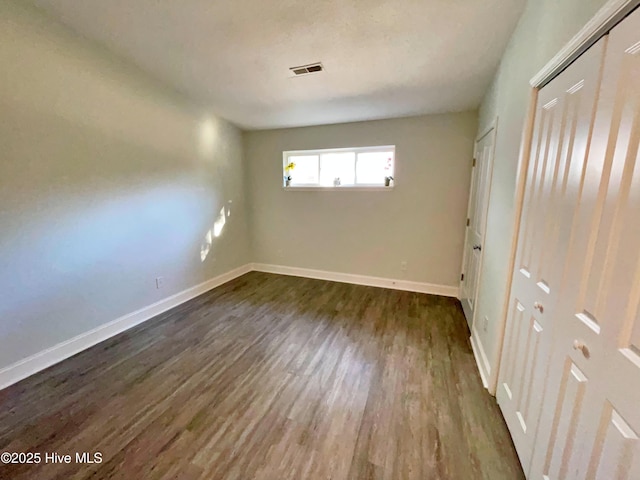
xmin=287 ymin=155 xmax=319 ymax=185
xmin=356 ymin=151 xmax=394 ymax=185
xmin=319 ymin=152 xmax=355 ymax=186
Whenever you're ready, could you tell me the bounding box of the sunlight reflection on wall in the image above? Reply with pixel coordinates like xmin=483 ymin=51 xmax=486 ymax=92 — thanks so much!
xmin=198 ymin=117 xmax=220 ymax=159
xmin=200 ymin=201 xmax=233 ymax=262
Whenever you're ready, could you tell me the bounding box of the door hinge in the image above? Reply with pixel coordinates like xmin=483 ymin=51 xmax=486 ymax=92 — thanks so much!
xmin=472 ymin=158 xmax=476 ymax=167
xmin=461 ymin=273 xmax=465 ymax=281
xmin=466 ymin=218 xmax=470 ymax=226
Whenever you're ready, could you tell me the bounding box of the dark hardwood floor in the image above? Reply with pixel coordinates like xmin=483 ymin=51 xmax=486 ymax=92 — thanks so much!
xmin=0 ymin=272 xmax=524 ymax=479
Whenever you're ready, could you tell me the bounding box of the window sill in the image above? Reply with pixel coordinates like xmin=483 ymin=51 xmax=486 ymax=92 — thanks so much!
xmin=282 ymin=186 xmax=394 ymax=192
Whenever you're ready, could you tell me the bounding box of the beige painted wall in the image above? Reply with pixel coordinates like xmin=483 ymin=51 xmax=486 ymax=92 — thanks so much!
xmin=244 ymin=113 xmax=478 ymax=287
xmin=0 ymin=1 xmax=250 ymax=369
xmin=473 ymin=0 xmax=609 ymax=385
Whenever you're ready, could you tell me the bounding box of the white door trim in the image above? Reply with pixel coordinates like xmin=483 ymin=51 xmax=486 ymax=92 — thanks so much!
xmin=530 ymin=0 xmax=640 ymax=87
xmin=491 ymin=0 xmax=639 ymax=395
xmin=489 ymin=90 xmax=538 ymax=396
xmin=459 ymin=117 xmax=498 ymax=332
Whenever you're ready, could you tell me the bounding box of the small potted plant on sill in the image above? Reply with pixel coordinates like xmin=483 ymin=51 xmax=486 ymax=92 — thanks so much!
xmin=384 ymin=156 xmax=393 ymax=187
xmin=284 ymin=161 xmax=295 ymax=187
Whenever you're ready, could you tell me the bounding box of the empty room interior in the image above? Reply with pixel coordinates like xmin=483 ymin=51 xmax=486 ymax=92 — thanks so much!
xmin=1 ymin=0 xmax=640 ymax=478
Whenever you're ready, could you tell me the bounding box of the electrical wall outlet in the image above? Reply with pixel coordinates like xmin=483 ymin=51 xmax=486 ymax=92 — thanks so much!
xmin=155 ymin=277 xmax=165 ymax=289
xmin=482 ymin=316 xmax=489 ymax=333
xmin=400 ymin=261 xmax=408 ymax=272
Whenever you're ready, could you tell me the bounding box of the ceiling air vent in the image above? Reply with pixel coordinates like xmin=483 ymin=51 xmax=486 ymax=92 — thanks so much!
xmin=289 ymin=62 xmax=324 ymax=77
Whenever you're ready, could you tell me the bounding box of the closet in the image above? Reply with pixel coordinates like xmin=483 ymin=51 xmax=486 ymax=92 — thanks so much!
xmin=498 ymin=6 xmax=640 ymax=479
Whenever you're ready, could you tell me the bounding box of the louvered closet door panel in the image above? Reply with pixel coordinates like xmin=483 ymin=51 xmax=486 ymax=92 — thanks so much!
xmin=530 ymin=7 xmax=640 ymax=479
xmin=497 ymin=37 xmax=606 ymax=473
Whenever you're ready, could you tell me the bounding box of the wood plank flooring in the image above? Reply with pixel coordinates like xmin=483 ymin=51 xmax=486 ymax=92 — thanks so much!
xmin=0 ymin=272 xmax=524 ymax=479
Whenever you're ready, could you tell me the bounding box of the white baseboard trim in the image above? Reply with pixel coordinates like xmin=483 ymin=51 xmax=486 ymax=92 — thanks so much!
xmin=0 ymin=262 xmax=459 ymax=391
xmin=0 ymin=263 xmax=252 ymax=391
xmin=251 ymin=263 xmax=459 ymax=298
xmin=470 ymin=327 xmax=491 ymax=390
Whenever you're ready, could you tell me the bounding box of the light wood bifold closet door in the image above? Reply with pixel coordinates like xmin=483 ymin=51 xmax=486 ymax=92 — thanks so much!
xmin=499 ymin=6 xmax=640 ymax=479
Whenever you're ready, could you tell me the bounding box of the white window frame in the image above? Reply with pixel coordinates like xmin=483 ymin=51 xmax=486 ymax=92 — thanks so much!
xmin=282 ymin=145 xmax=396 ymax=191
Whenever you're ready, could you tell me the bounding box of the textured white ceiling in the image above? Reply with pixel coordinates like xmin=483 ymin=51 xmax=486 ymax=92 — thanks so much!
xmin=29 ymin=0 xmax=525 ymax=130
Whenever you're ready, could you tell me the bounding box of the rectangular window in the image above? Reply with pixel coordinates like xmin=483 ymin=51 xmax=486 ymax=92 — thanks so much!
xmin=287 ymin=155 xmax=319 ymax=185
xmin=283 ymin=146 xmax=395 ymax=189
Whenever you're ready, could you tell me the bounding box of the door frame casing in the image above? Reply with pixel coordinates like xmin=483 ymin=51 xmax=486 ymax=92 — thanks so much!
xmin=459 ymin=118 xmax=498 ymax=333
xmin=491 ymin=0 xmax=640 ymax=396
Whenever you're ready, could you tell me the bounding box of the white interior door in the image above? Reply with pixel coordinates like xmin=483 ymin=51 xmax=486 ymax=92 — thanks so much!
xmin=496 ymin=37 xmax=606 ymax=472
xmin=530 ymin=8 xmax=640 ymax=479
xmin=460 ymin=126 xmax=495 ymax=329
